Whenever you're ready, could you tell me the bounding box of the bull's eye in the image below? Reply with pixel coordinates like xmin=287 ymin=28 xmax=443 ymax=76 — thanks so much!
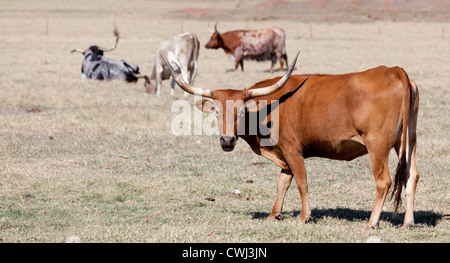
xmin=215 ymin=110 xmax=219 ymax=116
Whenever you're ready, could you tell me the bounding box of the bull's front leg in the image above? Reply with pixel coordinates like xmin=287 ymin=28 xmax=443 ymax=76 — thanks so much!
xmin=234 ymin=59 xmax=244 ymax=71
xmin=268 ymin=169 xmax=293 ymax=220
xmin=283 ymin=150 xmax=311 ymax=223
xmin=269 ymin=55 xmax=277 ymax=74
xmin=155 ymin=69 xmax=163 ymax=96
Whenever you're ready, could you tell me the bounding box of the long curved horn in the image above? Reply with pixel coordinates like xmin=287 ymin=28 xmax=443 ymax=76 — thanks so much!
xmin=207 ymin=23 xmax=215 ymax=33
xmin=161 ymin=55 xmax=213 ymax=98
xmin=132 ymin=73 xmax=156 ymax=94
xmin=131 ymin=73 xmax=149 ymax=80
xmin=246 ymin=51 xmax=300 ymax=98
xmin=71 ymin=48 xmax=85 ymax=54
xmin=207 ymin=22 xmax=219 ymax=33
xmin=99 ymin=37 xmax=119 ymax=52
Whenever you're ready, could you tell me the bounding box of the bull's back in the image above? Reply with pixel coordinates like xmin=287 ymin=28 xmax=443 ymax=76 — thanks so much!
xmin=239 ymin=28 xmax=281 ymax=58
xmin=160 ymin=33 xmax=196 ymax=58
xmin=292 ymin=66 xmax=406 ymax=158
xmin=253 ymin=66 xmax=408 ymax=160
xmin=158 ymin=32 xmax=199 ymax=75
xmin=83 ymin=56 xmax=126 ymax=80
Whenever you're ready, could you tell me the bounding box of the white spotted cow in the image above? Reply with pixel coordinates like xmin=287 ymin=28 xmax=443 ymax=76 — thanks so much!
xmin=205 ymin=23 xmax=287 ymax=73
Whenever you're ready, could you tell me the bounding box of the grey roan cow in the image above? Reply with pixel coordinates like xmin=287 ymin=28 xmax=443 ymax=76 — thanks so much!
xmin=71 ymin=37 xmax=141 ymax=82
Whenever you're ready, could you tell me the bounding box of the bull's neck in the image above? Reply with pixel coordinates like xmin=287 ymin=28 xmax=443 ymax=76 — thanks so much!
xmin=221 ymin=43 xmax=231 ymax=53
xmin=218 ymin=33 xmax=233 ymax=53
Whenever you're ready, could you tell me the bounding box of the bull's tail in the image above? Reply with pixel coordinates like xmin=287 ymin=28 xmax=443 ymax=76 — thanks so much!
xmin=192 ymin=33 xmax=200 ymax=61
xmin=282 ymin=35 xmax=288 ymax=69
xmin=189 ymin=33 xmax=200 ymax=85
xmin=391 ymin=69 xmax=413 ymax=216
xmin=282 ymin=53 xmax=288 ymax=69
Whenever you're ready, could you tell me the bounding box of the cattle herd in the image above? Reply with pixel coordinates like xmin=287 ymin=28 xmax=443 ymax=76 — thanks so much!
xmin=71 ymin=23 xmax=287 ymax=93
xmin=71 ymin=23 xmax=420 ymax=229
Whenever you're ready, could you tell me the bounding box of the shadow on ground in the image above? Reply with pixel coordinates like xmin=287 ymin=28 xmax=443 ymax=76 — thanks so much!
xmin=250 ymin=208 xmax=443 ymax=227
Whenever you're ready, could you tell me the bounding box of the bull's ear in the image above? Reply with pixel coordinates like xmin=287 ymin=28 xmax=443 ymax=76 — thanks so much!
xmin=195 ymin=99 xmax=215 ymax=113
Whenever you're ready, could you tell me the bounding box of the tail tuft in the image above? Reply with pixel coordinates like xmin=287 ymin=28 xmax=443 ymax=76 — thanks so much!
xmin=391 ymin=155 xmax=407 ymax=216
xmin=390 ymin=68 xmax=412 ymax=217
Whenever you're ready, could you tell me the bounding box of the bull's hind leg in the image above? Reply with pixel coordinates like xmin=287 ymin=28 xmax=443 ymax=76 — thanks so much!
xmin=404 ymin=141 xmax=418 ymax=227
xmin=365 ymin=140 xmax=392 ymax=229
xmin=268 ymin=169 xmax=293 ymax=220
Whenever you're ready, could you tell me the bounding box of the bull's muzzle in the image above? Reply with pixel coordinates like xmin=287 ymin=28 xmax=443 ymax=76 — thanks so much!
xmin=220 ymin=136 xmax=236 ymax=152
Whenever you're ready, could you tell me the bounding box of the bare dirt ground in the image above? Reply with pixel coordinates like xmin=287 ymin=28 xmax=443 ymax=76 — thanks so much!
xmin=0 ymin=0 xmax=449 ymax=242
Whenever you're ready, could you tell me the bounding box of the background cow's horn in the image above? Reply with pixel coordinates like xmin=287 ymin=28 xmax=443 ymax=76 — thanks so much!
xmin=70 ymin=48 xmax=85 ymax=54
xmin=246 ymin=51 xmax=300 ymax=98
xmin=132 ymin=73 xmax=149 ymax=80
xmin=214 ymin=22 xmax=218 ymax=33
xmin=161 ymin=55 xmax=213 ymax=98
xmin=99 ymin=37 xmax=119 ymax=52
xmin=207 ymin=23 xmax=215 ymax=33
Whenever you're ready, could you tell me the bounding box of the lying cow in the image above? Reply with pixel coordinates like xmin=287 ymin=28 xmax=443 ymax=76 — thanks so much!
xmin=163 ymin=52 xmax=420 ymax=229
xmin=137 ymin=32 xmax=199 ymax=96
xmin=205 ymin=23 xmax=287 ymax=73
xmin=71 ymin=37 xmax=140 ymax=82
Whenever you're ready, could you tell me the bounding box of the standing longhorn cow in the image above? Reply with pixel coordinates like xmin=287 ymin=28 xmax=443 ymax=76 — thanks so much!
xmin=71 ymin=37 xmax=141 ymax=82
xmin=205 ymin=23 xmax=287 ymax=73
xmin=163 ymin=52 xmax=420 ymax=229
xmin=137 ymin=32 xmax=199 ymax=96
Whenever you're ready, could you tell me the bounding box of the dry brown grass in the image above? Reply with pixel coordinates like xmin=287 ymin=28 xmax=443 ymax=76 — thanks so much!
xmin=0 ymin=0 xmax=449 ymax=242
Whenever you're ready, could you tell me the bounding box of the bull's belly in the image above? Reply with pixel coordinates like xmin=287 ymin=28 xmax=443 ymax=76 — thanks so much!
xmin=303 ymin=136 xmax=368 ymax=161
xmin=229 ymin=48 xmax=271 ymax=61
xmin=243 ymin=52 xmax=271 ymax=60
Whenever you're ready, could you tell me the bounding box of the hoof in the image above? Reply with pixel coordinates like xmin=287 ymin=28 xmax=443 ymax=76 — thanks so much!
xmin=365 ymin=222 xmax=379 ymax=229
xmin=268 ymin=213 xmax=283 ymax=221
xmin=299 ymin=211 xmax=312 ymax=223
xmin=300 ymin=216 xmax=312 ymax=224
xmin=402 ymin=222 xmax=416 ymax=229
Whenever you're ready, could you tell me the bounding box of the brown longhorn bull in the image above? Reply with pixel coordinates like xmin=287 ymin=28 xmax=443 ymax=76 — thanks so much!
xmin=163 ymin=52 xmax=420 ymax=229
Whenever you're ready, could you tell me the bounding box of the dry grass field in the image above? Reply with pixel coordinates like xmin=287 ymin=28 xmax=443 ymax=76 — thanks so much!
xmin=0 ymin=0 xmax=449 ymax=243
